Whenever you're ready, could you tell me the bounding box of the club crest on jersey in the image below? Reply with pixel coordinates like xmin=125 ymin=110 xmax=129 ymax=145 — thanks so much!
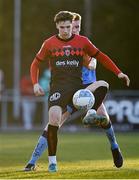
xmin=50 ymin=92 xmax=61 ymax=101
xmin=64 ymin=49 xmax=70 ymax=56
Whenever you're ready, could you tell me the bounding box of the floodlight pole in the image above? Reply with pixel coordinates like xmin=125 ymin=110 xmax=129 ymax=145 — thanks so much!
xmin=84 ymin=0 xmax=92 ymax=38
xmin=13 ymin=0 xmax=21 ymax=118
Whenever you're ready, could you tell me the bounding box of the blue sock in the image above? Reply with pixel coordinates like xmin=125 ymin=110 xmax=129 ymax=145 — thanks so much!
xmin=28 ymin=135 xmax=48 ymax=165
xmin=105 ymin=125 xmax=119 ymax=150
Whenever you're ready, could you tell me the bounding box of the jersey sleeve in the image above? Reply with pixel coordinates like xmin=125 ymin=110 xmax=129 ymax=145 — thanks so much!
xmin=84 ymin=37 xmax=99 ymax=57
xmin=30 ymin=39 xmax=51 ymax=85
xmin=36 ymin=40 xmax=50 ymax=61
xmin=96 ymin=51 xmax=121 ymax=75
xmin=84 ymin=37 xmax=121 ymax=75
xmin=30 ymin=58 xmax=41 ymax=85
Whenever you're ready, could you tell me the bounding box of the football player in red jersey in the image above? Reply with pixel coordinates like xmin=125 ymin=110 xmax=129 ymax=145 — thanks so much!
xmin=28 ymin=11 xmax=129 ymax=172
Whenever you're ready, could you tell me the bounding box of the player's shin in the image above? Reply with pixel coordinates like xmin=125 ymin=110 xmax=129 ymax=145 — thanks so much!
xmin=47 ymin=124 xmax=58 ymax=156
xmin=24 ymin=131 xmax=48 ymax=171
xmin=93 ymin=86 xmax=108 ymax=110
xmin=102 ymin=121 xmax=123 ymax=168
xmin=28 ymin=131 xmax=48 ymax=164
xmin=47 ymin=124 xmax=58 ymax=172
xmin=102 ymin=121 xmax=118 ymax=150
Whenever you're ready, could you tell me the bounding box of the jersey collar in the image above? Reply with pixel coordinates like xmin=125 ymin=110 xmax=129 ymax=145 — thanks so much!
xmin=56 ymin=34 xmax=75 ymax=42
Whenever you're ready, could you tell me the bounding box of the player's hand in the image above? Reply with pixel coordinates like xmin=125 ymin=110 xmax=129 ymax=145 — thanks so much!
xmin=33 ymin=83 xmax=45 ymax=96
xmin=88 ymin=58 xmax=97 ymax=70
xmin=118 ymin=72 xmax=130 ymax=87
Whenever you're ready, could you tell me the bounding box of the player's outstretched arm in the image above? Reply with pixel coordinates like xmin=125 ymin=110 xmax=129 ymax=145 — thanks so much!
xmin=94 ymin=51 xmax=130 ymax=87
xmin=118 ymin=72 xmax=130 ymax=86
xmin=84 ymin=36 xmax=130 ymax=85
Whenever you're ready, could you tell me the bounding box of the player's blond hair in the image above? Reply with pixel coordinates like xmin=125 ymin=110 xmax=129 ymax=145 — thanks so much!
xmin=72 ymin=12 xmax=82 ymax=21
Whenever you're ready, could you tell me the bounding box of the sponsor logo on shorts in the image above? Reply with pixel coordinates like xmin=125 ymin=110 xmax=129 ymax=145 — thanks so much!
xmin=50 ymin=92 xmax=61 ymax=101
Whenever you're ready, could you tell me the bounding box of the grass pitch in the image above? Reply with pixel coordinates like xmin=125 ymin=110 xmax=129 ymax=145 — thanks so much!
xmin=0 ymin=130 xmax=139 ymax=179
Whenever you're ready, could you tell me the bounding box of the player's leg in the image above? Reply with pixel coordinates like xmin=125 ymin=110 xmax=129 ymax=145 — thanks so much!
xmin=83 ymin=80 xmax=109 ymax=125
xmin=24 ymin=125 xmax=48 ymax=171
xmin=24 ymin=109 xmax=71 ymax=171
xmin=97 ymin=103 xmax=123 ymax=168
xmin=25 ymin=106 xmax=61 ymax=172
xmin=97 ymin=104 xmax=118 ymax=149
xmin=47 ymin=85 xmax=85 ymax=172
xmin=47 ymin=105 xmax=62 ymax=172
xmin=87 ymin=80 xmax=109 ymax=109
xmin=31 ymin=109 xmax=71 ymax=163
xmin=25 ymin=105 xmax=62 ymax=172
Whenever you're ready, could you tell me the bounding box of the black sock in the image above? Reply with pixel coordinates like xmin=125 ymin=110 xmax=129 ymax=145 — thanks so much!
xmin=93 ymin=86 xmax=108 ymax=111
xmin=42 ymin=130 xmax=47 ymax=139
xmin=47 ymin=124 xmax=59 ymax=156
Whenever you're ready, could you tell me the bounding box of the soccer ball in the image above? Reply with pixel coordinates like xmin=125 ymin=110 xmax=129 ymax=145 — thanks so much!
xmin=72 ymin=89 xmax=95 ymax=110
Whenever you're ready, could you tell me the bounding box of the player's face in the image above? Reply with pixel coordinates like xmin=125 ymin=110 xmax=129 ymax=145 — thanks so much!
xmin=56 ymin=20 xmax=73 ymax=40
xmin=72 ymin=20 xmax=81 ymax=35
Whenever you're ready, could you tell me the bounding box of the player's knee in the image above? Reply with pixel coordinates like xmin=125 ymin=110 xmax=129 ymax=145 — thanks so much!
xmin=48 ymin=106 xmax=62 ymax=126
xmin=98 ymin=80 xmax=109 ymax=89
xmin=49 ymin=114 xmax=60 ymax=126
xmin=87 ymin=80 xmax=109 ymax=92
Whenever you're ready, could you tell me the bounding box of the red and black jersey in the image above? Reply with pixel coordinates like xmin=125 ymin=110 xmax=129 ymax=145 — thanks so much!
xmin=35 ymin=34 xmax=98 ymax=87
xmin=31 ymin=34 xmax=121 ymax=87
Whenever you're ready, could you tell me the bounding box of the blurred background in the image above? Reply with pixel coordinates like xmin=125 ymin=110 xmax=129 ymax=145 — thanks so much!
xmin=0 ymin=0 xmax=139 ymax=131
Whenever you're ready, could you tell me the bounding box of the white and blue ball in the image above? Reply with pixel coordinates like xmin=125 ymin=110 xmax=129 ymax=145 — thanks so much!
xmin=72 ymin=89 xmax=95 ymax=110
